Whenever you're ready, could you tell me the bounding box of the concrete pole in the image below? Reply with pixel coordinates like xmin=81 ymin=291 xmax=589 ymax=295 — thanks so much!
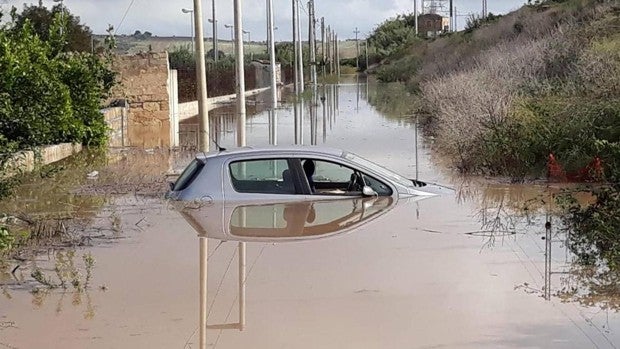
xmin=335 ymin=34 xmax=340 ymax=77
xmin=365 ymin=40 xmax=369 ymax=71
xmin=354 ymin=27 xmax=360 ymax=71
xmin=234 ymin=0 xmax=246 ymax=147
xmin=414 ymin=0 xmax=419 ymax=35
xmin=326 ymin=27 xmax=332 ymax=74
xmin=309 ymin=0 xmax=317 ymax=86
xmin=267 ymin=0 xmax=278 ymax=145
xmin=292 ymin=0 xmax=299 ymax=95
xmin=212 ymin=0 xmax=218 ymax=62
xmin=238 ymin=242 xmax=246 ymax=329
xmin=321 ymin=17 xmax=326 ymax=77
xmin=296 ymin=0 xmax=304 ymax=94
xmin=292 ymin=0 xmax=299 ymax=144
xmin=194 ymin=0 xmax=210 ymax=152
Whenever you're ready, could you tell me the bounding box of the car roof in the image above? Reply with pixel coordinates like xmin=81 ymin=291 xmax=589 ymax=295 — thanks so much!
xmin=195 ymin=145 xmax=346 ymax=161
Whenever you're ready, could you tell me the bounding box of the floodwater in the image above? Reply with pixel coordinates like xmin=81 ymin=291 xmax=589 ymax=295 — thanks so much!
xmin=1 ymin=76 xmax=619 ymax=348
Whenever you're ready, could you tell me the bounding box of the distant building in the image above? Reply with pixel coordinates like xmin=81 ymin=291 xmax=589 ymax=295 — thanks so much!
xmin=418 ymin=13 xmax=450 ymax=37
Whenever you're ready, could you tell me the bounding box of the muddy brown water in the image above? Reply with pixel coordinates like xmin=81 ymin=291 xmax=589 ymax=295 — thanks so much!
xmin=1 ymin=77 xmax=619 ymax=348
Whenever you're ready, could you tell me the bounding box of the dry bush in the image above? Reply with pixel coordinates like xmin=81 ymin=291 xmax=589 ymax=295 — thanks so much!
xmin=420 ymin=36 xmax=555 ymax=171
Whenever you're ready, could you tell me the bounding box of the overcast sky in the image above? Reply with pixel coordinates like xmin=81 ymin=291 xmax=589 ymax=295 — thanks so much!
xmin=2 ymin=0 xmax=526 ymax=40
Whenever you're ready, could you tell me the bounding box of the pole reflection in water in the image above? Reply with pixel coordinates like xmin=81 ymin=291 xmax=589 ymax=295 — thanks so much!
xmin=356 ymin=74 xmax=360 ymax=113
xmin=199 ymin=237 xmax=208 ymax=349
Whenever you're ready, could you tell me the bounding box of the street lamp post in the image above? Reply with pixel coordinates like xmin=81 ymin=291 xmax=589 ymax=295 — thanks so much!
xmin=181 ymin=8 xmax=194 ymax=52
xmin=243 ymin=30 xmax=251 ymax=60
xmin=224 ymin=24 xmax=235 ymax=55
xmin=208 ymin=18 xmax=218 ymax=60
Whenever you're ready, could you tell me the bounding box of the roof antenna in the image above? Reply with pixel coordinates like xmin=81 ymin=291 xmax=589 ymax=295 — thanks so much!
xmin=212 ymin=137 xmax=226 ymax=152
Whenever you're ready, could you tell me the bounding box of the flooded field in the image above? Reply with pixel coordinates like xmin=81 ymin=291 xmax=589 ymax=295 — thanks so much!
xmin=1 ymin=77 xmax=619 ymax=348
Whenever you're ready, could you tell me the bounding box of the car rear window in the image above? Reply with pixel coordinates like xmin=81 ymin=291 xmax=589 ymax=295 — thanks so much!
xmin=172 ymin=159 xmax=204 ymax=191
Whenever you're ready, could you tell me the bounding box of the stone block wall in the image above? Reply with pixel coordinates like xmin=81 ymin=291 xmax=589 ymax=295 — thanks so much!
xmin=113 ymin=52 xmax=171 ymax=148
xmin=102 ymin=107 xmax=129 ymax=148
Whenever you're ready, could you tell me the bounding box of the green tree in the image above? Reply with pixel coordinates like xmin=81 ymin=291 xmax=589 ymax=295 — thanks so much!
xmin=367 ymin=14 xmax=418 ymax=58
xmin=13 ymin=0 xmax=93 ymax=52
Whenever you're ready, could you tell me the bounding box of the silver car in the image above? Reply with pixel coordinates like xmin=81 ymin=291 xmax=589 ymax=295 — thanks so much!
xmin=167 ymin=146 xmax=435 ymax=204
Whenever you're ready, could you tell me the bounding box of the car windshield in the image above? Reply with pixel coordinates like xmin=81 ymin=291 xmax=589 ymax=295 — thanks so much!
xmin=343 ymin=152 xmax=413 ymax=188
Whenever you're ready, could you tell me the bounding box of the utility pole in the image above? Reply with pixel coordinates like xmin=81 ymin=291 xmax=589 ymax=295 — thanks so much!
xmin=482 ymin=0 xmax=488 ymax=18
xmin=308 ymin=0 xmax=317 ymax=86
xmin=296 ymin=0 xmax=304 ymax=93
xmin=194 ymin=0 xmax=209 ymax=346
xmin=193 ymin=0 xmax=209 ymax=153
xmin=326 ymin=26 xmax=332 ymax=74
xmin=267 ymin=0 xmax=278 ymax=145
xmin=292 ymin=0 xmax=299 ymax=95
xmin=212 ymin=0 xmax=218 ymax=62
xmin=450 ymin=0 xmax=454 ymax=31
xmin=321 ymin=17 xmax=326 ymax=77
xmin=454 ymin=6 xmax=457 ymax=31
xmin=414 ymin=0 xmax=419 ymax=35
xmin=233 ymin=0 xmax=246 ymax=148
xmin=335 ymin=34 xmax=340 ymax=77
xmin=365 ymin=40 xmax=368 ymax=71
xmin=354 ymin=27 xmax=360 ymax=71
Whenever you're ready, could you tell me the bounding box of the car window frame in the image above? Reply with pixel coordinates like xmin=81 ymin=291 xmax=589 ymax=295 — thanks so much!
xmin=292 ymin=157 xmax=393 ymax=197
xmin=226 ymin=157 xmax=308 ymax=196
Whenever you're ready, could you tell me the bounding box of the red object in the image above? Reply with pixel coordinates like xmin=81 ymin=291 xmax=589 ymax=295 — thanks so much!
xmin=547 ymin=153 xmax=566 ymax=181
xmin=547 ymin=153 xmax=604 ymax=182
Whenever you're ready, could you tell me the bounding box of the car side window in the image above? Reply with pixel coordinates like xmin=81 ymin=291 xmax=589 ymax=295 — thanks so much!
xmin=307 ymin=160 xmax=361 ymax=195
xmin=303 ymin=159 xmax=392 ymax=196
xmin=362 ymin=174 xmax=393 ymax=196
xmin=229 ymin=159 xmax=296 ymax=194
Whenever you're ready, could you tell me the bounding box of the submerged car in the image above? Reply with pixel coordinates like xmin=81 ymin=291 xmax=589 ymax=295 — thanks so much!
xmin=167 ymin=146 xmax=435 ymax=203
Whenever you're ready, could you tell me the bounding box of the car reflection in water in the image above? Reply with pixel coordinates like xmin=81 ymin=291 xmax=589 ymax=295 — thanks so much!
xmin=177 ymin=195 xmax=430 ymax=348
xmin=181 ymin=196 xmax=396 ymax=243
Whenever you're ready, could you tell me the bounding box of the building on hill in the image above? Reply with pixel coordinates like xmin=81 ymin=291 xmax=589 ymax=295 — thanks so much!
xmin=418 ymin=13 xmax=450 ymax=37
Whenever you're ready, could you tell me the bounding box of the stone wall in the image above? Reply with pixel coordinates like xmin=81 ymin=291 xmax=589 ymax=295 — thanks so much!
xmin=113 ymin=52 xmax=171 ymax=148
xmin=102 ymin=106 xmax=129 ymax=148
xmin=2 ymin=144 xmax=82 ymax=178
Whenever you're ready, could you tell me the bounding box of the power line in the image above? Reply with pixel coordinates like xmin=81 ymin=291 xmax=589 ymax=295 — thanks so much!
xmin=116 ymin=0 xmax=137 ymax=33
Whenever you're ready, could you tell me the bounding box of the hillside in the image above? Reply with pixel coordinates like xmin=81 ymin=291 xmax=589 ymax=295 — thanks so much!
xmin=95 ymin=34 xmax=360 ymax=59
xmin=372 ymin=0 xmax=620 ymax=179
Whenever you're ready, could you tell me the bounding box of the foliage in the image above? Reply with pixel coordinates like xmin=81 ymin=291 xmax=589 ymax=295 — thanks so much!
xmin=376 ymin=55 xmax=421 ymax=82
xmin=464 ymin=13 xmax=503 ymax=33
xmin=12 ymin=0 xmax=93 ymax=53
xmin=0 ymin=5 xmax=116 ymax=198
xmin=0 ymin=226 xmax=14 ymax=252
xmin=367 ymin=13 xmax=418 ymax=58
xmin=557 ymin=184 xmax=620 ymax=272
xmin=31 ymin=251 xmax=96 ymax=291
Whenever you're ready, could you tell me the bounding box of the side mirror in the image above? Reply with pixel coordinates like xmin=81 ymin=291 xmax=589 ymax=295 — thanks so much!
xmin=362 ymin=186 xmax=377 ymax=197
xmin=168 ymin=182 xmax=175 ymax=191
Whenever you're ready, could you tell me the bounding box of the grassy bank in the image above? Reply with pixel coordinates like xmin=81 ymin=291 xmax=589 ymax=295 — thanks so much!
xmin=374 ymin=0 xmax=620 ymax=179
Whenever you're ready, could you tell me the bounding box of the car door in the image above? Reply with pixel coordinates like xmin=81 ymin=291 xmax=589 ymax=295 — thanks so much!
xmin=222 ymin=156 xmax=310 ymax=203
